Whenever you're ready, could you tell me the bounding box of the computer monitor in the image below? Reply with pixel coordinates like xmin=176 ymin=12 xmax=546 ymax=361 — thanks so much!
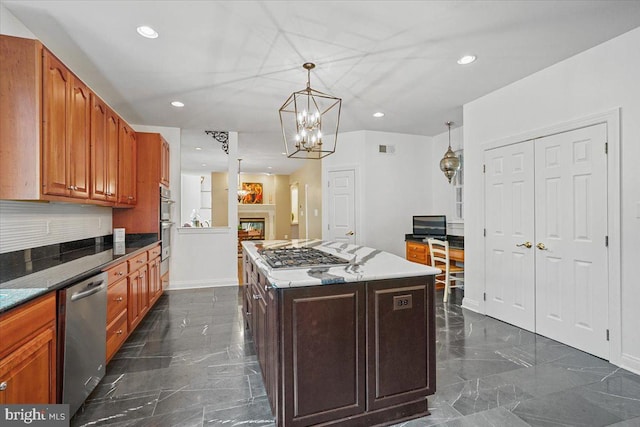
xmin=413 ymin=215 xmax=446 ymax=238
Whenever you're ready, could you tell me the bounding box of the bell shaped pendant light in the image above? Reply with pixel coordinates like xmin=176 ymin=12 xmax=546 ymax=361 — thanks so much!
xmin=440 ymin=121 xmax=460 ymax=183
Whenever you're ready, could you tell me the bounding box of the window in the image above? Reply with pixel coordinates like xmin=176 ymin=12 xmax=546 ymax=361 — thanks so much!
xmin=452 ymin=150 xmax=464 ymax=221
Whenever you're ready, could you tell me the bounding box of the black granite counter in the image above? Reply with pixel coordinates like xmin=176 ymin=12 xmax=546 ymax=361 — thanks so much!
xmin=405 ymin=234 xmax=464 ymax=249
xmin=0 ymin=234 xmax=159 ymax=313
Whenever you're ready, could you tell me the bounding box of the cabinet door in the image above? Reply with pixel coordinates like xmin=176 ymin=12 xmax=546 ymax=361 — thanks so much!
xmin=147 ymin=257 xmax=160 ymax=305
xmin=366 ymin=277 xmax=435 ymax=411
xmin=90 ymin=94 xmax=108 ymax=201
xmin=42 ymin=49 xmax=70 ymax=197
xmin=282 ymin=283 xmax=366 ymax=425
xmin=105 ymin=110 xmax=119 ymax=202
xmin=0 ymin=324 xmax=56 ymax=404
xmin=68 ymin=75 xmax=90 ymax=198
xmin=118 ymin=123 xmax=137 ymax=205
xmin=160 ymin=139 xmax=170 ymax=186
xmin=127 ymin=270 xmax=141 ymax=330
xmin=138 ymin=265 xmax=149 ymax=318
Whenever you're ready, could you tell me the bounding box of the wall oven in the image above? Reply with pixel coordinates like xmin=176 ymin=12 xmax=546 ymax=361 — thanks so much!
xmin=160 ymin=186 xmax=174 ymax=275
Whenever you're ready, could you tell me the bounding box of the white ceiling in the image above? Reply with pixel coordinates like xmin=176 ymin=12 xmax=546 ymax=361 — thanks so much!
xmin=3 ymin=1 xmax=640 ymax=175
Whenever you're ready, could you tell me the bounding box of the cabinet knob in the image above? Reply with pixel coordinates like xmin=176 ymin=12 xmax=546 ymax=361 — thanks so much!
xmin=128 ymin=196 xmax=134 ymax=200
xmin=253 ymin=294 xmax=262 ymax=300
xmin=116 ymin=330 xmax=123 ymax=335
xmin=118 ymin=272 xmax=125 ymax=276
xmin=0 ymin=381 xmax=7 ymax=391
xmin=116 ymin=297 xmax=123 ymax=302
xmin=137 ymin=260 xmax=144 ymax=264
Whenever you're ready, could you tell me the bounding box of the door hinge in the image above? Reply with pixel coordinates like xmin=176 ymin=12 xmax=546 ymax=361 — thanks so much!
xmin=605 ymin=142 xmax=608 ymax=154
xmin=327 ymin=181 xmax=330 ymax=188
xmin=606 ymin=329 xmax=610 ymax=341
xmin=605 ymin=235 xmax=609 ymax=247
xmin=327 ymin=224 xmax=330 ymax=231
xmin=483 ymin=292 xmax=487 ymax=301
xmin=483 ymin=228 xmax=486 ymax=237
xmin=483 ymin=164 xmax=486 ymax=173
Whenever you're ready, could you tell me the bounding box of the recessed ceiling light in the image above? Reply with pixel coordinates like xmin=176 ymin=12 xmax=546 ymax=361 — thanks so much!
xmin=267 ymin=166 xmax=273 ymax=169
xmin=457 ymin=55 xmax=477 ymax=65
xmin=136 ymin=25 xmax=158 ymax=39
xmin=281 ymin=152 xmax=287 ymax=156
xmin=373 ymin=112 xmax=385 ymax=118
xmin=195 ymin=147 xmax=202 ymax=151
xmin=171 ymin=101 xmax=184 ymax=107
xmin=201 ymin=163 xmax=207 ymax=167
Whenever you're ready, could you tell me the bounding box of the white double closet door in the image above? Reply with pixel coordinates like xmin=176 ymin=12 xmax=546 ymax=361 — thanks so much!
xmin=485 ymin=123 xmax=609 ymax=359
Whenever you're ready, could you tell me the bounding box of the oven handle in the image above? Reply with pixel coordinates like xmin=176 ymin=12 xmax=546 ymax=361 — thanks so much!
xmin=161 ymin=199 xmax=176 ymax=204
xmin=161 ymin=221 xmax=175 ymax=228
xmin=70 ymin=281 xmax=105 ymax=302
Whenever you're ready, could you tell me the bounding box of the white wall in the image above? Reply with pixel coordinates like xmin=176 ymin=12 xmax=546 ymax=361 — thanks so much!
xmin=463 ymin=27 xmax=640 ymax=374
xmin=323 ymin=130 xmax=433 ymax=257
xmin=181 ymin=174 xmax=202 ymax=226
xmin=170 ymin=132 xmax=238 ymax=289
xmin=0 ymin=3 xmax=35 ymax=38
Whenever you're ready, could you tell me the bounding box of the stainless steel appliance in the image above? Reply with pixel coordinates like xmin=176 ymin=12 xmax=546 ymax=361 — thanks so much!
xmin=59 ymin=272 xmax=107 ymax=416
xmin=159 ymin=186 xmax=174 ymax=274
xmin=259 ymin=247 xmax=350 ymax=269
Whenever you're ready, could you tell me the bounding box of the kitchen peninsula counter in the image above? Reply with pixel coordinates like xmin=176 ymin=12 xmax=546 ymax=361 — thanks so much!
xmin=0 ymin=234 xmax=159 ymax=312
xmin=241 ymin=239 xmax=439 ymax=427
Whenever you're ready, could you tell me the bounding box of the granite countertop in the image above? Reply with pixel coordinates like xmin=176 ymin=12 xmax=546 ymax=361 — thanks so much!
xmin=0 ymin=235 xmax=159 ymax=313
xmin=242 ymin=239 xmax=440 ymax=288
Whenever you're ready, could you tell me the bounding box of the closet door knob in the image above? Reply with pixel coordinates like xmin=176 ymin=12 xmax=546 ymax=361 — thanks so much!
xmin=536 ymin=243 xmax=548 ymax=251
xmin=516 ymin=241 xmax=532 ymax=248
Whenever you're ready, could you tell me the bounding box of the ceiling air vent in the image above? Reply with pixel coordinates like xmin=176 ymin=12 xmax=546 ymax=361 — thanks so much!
xmin=378 ymin=144 xmax=395 ymax=154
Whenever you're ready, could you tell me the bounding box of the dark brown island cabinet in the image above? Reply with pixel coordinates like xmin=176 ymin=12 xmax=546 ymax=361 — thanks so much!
xmin=242 ymin=250 xmax=436 ymax=427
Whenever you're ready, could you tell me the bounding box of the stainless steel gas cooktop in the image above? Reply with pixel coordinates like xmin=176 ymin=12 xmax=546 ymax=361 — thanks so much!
xmin=259 ymin=247 xmax=350 ymax=269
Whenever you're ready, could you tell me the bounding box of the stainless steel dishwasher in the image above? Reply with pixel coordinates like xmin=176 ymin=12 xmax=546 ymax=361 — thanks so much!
xmin=58 ymin=272 xmax=107 ymax=416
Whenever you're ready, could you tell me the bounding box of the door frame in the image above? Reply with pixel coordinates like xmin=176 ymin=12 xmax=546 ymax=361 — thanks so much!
xmin=480 ymin=108 xmax=621 ymax=365
xmin=323 ymin=165 xmax=361 ymax=245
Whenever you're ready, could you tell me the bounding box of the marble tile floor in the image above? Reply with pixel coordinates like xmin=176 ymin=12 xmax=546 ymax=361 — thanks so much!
xmin=71 ymin=287 xmax=640 ymax=427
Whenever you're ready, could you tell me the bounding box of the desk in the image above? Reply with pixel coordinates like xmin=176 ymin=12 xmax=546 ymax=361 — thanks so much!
xmin=406 ymin=241 xmax=464 ymax=289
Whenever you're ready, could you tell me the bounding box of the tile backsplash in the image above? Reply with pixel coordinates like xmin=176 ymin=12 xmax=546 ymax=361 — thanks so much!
xmin=0 ymin=201 xmax=112 ymax=254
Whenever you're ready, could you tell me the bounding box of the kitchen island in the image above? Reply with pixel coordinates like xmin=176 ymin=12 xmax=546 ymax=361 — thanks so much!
xmin=242 ymin=239 xmax=440 ymax=427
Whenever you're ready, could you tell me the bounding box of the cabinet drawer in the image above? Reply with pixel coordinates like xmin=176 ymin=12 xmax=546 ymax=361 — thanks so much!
xmin=0 ymin=293 xmax=55 ymax=356
xmin=105 ymin=261 xmax=128 ymax=284
xmin=128 ymin=252 xmax=148 ymax=271
xmin=406 ymin=242 xmax=427 ymax=254
xmin=148 ymin=245 xmax=161 ymax=260
xmin=107 ymin=278 xmax=128 ymax=324
xmin=106 ymin=310 xmax=128 ymax=362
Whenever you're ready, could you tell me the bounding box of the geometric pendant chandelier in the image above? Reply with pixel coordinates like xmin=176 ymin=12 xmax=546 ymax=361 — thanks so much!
xmin=279 ymin=62 xmax=342 ymax=159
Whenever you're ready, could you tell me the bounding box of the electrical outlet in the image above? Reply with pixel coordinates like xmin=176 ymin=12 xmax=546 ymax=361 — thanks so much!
xmin=393 ymin=294 xmax=412 ymax=310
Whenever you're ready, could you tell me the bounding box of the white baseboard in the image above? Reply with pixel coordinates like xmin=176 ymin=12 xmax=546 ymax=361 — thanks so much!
xmin=167 ymin=278 xmax=239 ymax=290
xmin=621 ymin=353 xmax=640 ymax=376
xmin=461 ymin=296 xmax=482 ymax=313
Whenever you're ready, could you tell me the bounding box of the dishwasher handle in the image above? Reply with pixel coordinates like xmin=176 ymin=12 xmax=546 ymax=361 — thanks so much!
xmin=70 ymin=281 xmax=105 ymax=302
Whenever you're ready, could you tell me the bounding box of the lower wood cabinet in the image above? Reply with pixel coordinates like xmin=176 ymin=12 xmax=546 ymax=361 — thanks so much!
xmin=242 ymin=252 xmax=436 ymax=427
xmin=106 ymin=310 xmax=128 ymax=363
xmin=0 ymin=293 xmax=57 ymax=404
xmin=104 ymin=244 xmax=163 ymax=363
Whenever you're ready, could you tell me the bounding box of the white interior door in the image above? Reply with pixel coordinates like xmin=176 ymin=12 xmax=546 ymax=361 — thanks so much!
xmin=485 ymin=142 xmax=536 ymax=332
xmin=327 ymin=169 xmax=356 ymax=244
xmin=534 ymin=123 xmax=609 ymax=359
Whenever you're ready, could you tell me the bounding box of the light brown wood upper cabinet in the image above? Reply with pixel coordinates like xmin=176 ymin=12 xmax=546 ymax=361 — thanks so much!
xmin=0 ymin=34 xmax=135 ymax=205
xmin=42 ymin=50 xmax=90 ymax=199
xmin=117 ymin=122 xmax=137 ymax=206
xmin=91 ymin=94 xmax=118 ymax=203
xmin=161 ymin=139 xmax=170 ymax=187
